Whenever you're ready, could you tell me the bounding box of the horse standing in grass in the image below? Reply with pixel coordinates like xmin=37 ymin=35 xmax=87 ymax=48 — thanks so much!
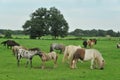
xmin=83 ymin=39 xmax=97 ymax=48
xmin=16 ymin=48 xmax=41 ymax=68
xmin=38 ymin=51 xmax=58 ymax=69
xmin=71 ymin=48 xmax=105 ymax=70
xmin=50 ymin=43 xmax=65 ymax=53
xmin=1 ymin=40 xmax=20 ymax=49
xmin=62 ymin=45 xmax=81 ymax=65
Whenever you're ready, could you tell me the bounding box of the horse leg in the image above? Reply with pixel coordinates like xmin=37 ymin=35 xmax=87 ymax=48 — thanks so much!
xmin=42 ymin=61 xmax=45 ymax=69
xmin=17 ymin=58 xmax=20 ymax=67
xmin=54 ymin=56 xmax=58 ymax=68
xmin=74 ymin=59 xmax=78 ymax=68
xmin=30 ymin=58 xmax=32 ymax=68
xmin=62 ymin=53 xmax=68 ymax=63
xmin=90 ymin=58 xmax=95 ymax=69
xmin=25 ymin=59 xmax=29 ymax=68
xmin=17 ymin=54 xmax=20 ymax=67
xmin=71 ymin=59 xmax=77 ymax=69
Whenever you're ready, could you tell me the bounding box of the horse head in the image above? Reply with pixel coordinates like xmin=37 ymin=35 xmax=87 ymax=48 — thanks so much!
xmin=97 ymin=56 xmax=105 ymax=70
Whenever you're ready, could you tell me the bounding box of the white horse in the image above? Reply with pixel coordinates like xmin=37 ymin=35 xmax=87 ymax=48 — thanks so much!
xmin=62 ymin=45 xmax=81 ymax=65
xmin=39 ymin=51 xmax=58 ymax=69
xmin=17 ymin=48 xmax=41 ymax=68
xmin=71 ymin=48 xmax=105 ymax=70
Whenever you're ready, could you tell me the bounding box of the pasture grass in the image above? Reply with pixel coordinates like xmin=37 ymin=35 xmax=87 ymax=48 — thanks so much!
xmin=0 ymin=38 xmax=120 ymax=80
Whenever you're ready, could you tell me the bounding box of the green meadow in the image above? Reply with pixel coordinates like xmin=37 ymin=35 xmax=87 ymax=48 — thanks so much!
xmin=0 ymin=37 xmax=120 ymax=80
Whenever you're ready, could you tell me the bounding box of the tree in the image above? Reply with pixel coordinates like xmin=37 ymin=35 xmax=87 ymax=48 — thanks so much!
xmin=116 ymin=31 xmax=120 ymax=37
xmin=106 ymin=30 xmax=115 ymax=37
xmin=23 ymin=7 xmax=69 ymax=39
xmin=69 ymin=29 xmax=83 ymax=36
xmin=23 ymin=7 xmax=50 ymax=39
xmin=4 ymin=30 xmax=12 ymax=38
xmin=97 ymin=29 xmax=106 ymax=37
xmin=49 ymin=7 xmax=69 ymax=39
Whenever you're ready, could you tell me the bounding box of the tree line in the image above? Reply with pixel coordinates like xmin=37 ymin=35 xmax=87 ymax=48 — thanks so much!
xmin=69 ymin=29 xmax=120 ymax=37
xmin=0 ymin=28 xmax=120 ymax=38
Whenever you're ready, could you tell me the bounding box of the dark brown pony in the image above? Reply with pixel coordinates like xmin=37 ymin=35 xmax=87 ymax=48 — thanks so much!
xmin=1 ymin=40 xmax=20 ymax=49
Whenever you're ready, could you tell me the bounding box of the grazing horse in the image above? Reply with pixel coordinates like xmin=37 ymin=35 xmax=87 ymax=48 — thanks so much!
xmin=17 ymin=48 xmax=41 ymax=68
xmin=50 ymin=43 xmax=65 ymax=53
xmin=71 ymin=48 xmax=105 ymax=70
xmin=38 ymin=51 xmax=58 ymax=69
xmin=62 ymin=45 xmax=81 ymax=65
xmin=1 ymin=40 xmax=8 ymax=46
xmin=1 ymin=40 xmax=20 ymax=49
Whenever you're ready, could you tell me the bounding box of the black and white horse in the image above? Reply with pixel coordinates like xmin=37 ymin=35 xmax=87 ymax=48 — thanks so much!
xmin=16 ymin=48 xmax=41 ymax=68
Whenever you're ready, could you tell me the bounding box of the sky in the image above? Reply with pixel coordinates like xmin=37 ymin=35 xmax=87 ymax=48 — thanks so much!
xmin=0 ymin=0 xmax=120 ymax=32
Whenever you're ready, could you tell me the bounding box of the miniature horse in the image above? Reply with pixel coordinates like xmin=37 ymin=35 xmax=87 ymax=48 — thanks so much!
xmin=17 ymin=48 xmax=41 ymax=68
xmin=38 ymin=51 xmax=58 ymax=69
xmin=50 ymin=43 xmax=65 ymax=53
xmin=1 ymin=40 xmax=20 ymax=49
xmin=83 ymin=39 xmax=97 ymax=48
xmin=62 ymin=45 xmax=81 ymax=65
xmin=71 ymin=48 xmax=105 ymax=70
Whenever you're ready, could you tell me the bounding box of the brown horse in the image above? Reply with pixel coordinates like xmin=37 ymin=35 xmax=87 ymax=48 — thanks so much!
xmin=1 ymin=40 xmax=20 ymax=49
xmin=71 ymin=48 xmax=105 ymax=70
xmin=38 ymin=51 xmax=58 ymax=69
xmin=87 ymin=39 xmax=97 ymax=48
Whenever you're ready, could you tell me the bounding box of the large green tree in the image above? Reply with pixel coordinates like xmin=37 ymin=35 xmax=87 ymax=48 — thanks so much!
xmin=23 ymin=7 xmax=69 ymax=39
xmin=23 ymin=8 xmax=49 ymax=39
xmin=49 ymin=7 xmax=69 ymax=39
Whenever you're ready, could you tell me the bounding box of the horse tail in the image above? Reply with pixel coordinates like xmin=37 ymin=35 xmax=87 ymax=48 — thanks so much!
xmin=55 ymin=55 xmax=58 ymax=64
xmin=50 ymin=46 xmax=53 ymax=52
xmin=62 ymin=46 xmax=68 ymax=63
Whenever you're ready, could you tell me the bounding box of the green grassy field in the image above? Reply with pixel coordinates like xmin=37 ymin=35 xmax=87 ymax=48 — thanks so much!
xmin=0 ymin=38 xmax=120 ymax=80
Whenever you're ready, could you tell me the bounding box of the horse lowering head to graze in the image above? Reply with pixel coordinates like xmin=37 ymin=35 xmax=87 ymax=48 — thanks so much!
xmin=38 ymin=51 xmax=58 ymax=69
xmin=3 ymin=40 xmax=20 ymax=49
xmin=50 ymin=43 xmax=65 ymax=53
xmin=1 ymin=40 xmax=8 ymax=46
xmin=16 ymin=48 xmax=41 ymax=68
xmin=62 ymin=45 xmax=81 ymax=66
xmin=71 ymin=48 xmax=105 ymax=70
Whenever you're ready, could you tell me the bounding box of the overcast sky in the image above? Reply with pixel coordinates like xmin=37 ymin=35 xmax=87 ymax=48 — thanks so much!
xmin=0 ymin=0 xmax=120 ymax=32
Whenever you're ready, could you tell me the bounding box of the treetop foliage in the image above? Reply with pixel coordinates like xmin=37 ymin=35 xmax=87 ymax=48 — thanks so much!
xmin=22 ymin=7 xmax=69 ymax=39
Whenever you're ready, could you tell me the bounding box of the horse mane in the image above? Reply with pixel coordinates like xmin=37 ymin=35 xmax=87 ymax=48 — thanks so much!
xmin=29 ymin=48 xmax=40 ymax=51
